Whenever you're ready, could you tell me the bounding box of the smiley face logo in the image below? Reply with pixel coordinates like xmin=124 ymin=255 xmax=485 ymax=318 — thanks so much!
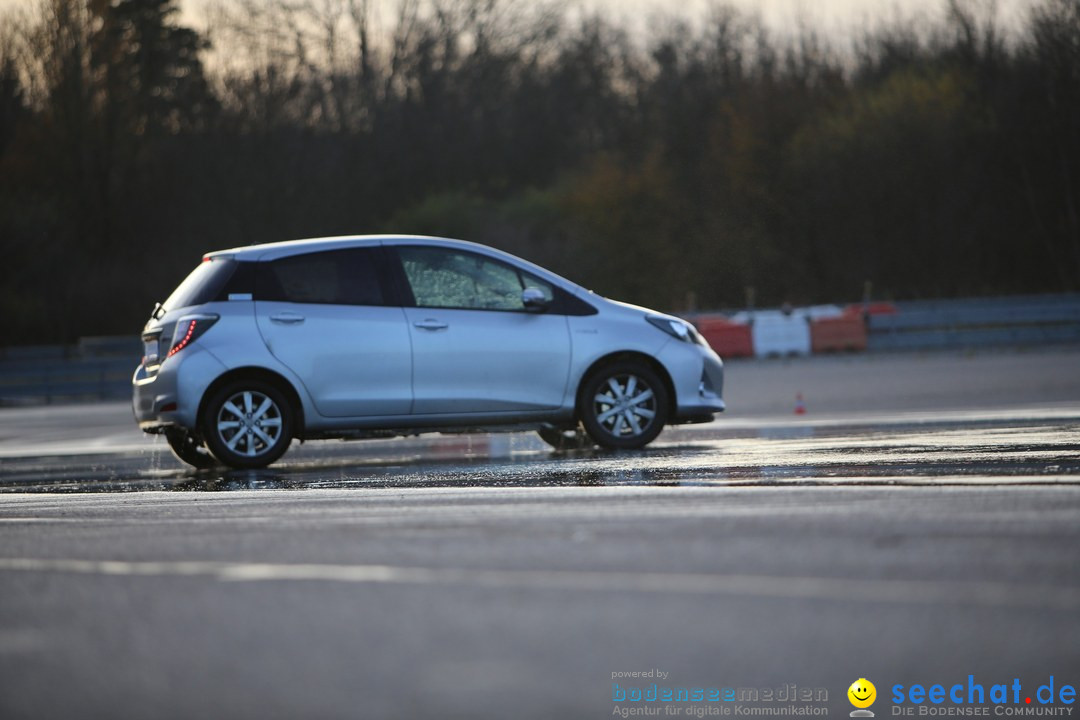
xmin=848 ymin=679 xmax=877 ymax=709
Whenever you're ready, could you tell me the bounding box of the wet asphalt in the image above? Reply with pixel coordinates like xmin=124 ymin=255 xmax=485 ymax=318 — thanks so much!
xmin=1 ymin=405 xmax=1079 ymax=719
xmin=1 ymin=402 xmax=1079 ymax=492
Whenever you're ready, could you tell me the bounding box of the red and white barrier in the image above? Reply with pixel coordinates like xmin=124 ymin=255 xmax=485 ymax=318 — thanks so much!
xmin=692 ymin=303 xmax=897 ymax=358
xmin=695 ymin=316 xmax=754 ymax=358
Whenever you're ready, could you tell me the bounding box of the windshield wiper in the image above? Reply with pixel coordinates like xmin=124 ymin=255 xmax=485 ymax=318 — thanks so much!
xmin=151 ymin=302 xmax=165 ymax=320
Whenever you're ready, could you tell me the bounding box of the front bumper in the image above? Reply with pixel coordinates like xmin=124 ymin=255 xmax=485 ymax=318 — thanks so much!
xmin=657 ymin=340 xmax=725 ymax=423
xmin=677 ymin=353 xmax=725 ymax=421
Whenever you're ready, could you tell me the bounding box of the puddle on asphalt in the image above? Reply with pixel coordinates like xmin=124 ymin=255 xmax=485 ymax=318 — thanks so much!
xmin=2 ymin=416 xmax=1078 ymax=493
xmin=2 ymin=424 xmax=1078 ymax=493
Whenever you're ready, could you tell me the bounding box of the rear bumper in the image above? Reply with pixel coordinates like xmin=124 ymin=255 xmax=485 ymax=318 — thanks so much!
xmin=132 ymin=346 xmax=226 ymax=432
xmin=132 ymin=363 xmax=174 ymax=432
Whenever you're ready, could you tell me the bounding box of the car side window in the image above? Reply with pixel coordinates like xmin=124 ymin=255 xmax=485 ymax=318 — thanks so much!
xmin=258 ymin=248 xmax=387 ymax=306
xmin=399 ymin=247 xmax=553 ymax=311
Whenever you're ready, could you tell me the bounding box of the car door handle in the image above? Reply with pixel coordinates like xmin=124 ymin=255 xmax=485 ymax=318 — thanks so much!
xmin=270 ymin=312 xmax=305 ymax=325
xmin=413 ymin=319 xmax=449 ymax=331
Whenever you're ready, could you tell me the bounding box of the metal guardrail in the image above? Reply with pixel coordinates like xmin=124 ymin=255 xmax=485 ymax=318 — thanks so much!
xmin=0 ymin=337 xmax=139 ymax=406
xmin=868 ymin=294 xmax=1080 ymax=351
xmin=1 ymin=295 xmax=1079 ymax=405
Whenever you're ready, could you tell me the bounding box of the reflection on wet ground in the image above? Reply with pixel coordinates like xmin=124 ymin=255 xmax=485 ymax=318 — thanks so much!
xmin=2 ymin=415 xmax=1079 ymax=493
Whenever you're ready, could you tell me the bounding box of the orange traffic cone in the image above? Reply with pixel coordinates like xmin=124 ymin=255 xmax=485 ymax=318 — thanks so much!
xmin=794 ymin=393 xmax=807 ymax=415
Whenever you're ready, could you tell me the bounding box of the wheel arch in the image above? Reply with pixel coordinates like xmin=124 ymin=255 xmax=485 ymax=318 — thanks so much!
xmin=198 ymin=367 xmax=306 ymax=438
xmin=575 ymin=351 xmax=677 ymax=420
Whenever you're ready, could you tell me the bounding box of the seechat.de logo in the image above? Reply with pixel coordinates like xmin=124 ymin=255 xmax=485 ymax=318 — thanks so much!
xmin=849 ymin=679 xmax=878 ymax=718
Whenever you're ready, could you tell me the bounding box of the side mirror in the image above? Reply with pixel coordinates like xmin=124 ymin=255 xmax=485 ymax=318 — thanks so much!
xmin=522 ymin=287 xmax=550 ymax=312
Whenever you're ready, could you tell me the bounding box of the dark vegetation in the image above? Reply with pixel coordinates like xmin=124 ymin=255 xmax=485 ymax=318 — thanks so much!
xmin=1 ymin=0 xmax=1079 ymax=343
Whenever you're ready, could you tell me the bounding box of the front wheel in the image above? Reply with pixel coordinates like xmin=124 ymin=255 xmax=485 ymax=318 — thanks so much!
xmin=201 ymin=380 xmax=294 ymax=469
xmin=580 ymin=362 xmax=669 ymax=449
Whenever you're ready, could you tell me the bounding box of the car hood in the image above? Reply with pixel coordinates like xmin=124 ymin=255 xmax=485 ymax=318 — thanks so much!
xmin=601 ymin=297 xmax=685 ymax=324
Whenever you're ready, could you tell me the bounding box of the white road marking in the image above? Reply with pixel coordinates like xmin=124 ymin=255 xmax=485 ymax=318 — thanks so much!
xmin=1 ymin=557 xmax=1077 ymax=610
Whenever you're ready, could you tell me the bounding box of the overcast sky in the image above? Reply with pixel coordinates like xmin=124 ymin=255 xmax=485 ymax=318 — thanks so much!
xmin=0 ymin=0 xmax=1032 ymax=40
xmin=576 ymin=0 xmax=1029 ymax=38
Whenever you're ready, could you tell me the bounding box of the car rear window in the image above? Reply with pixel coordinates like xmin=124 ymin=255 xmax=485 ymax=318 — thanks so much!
xmin=257 ymin=248 xmax=387 ymax=306
xmin=161 ymin=258 xmax=239 ymax=312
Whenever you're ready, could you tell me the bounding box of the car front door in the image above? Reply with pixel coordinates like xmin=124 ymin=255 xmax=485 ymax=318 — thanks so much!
xmin=393 ymin=245 xmax=572 ymax=415
xmin=255 ymin=246 xmax=413 ymax=418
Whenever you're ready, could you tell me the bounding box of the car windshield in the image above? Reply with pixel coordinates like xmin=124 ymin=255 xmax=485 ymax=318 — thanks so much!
xmin=159 ymin=258 xmax=237 ymax=315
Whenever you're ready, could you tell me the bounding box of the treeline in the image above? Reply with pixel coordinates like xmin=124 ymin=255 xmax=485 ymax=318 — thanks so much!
xmin=1 ymin=0 xmax=1079 ymax=344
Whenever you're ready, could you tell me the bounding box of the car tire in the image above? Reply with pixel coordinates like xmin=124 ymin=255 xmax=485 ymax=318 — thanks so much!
xmin=164 ymin=427 xmax=218 ymax=469
xmin=580 ymin=361 xmax=669 ymax=449
xmin=537 ymin=425 xmax=592 ymax=451
xmin=201 ymin=379 xmax=294 ymax=469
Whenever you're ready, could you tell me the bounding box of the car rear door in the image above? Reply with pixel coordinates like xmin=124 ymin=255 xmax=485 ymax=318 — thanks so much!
xmin=254 ymin=246 xmax=413 ymax=418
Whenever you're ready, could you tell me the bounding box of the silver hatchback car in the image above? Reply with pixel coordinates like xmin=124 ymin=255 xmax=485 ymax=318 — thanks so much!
xmin=133 ymin=236 xmax=725 ymax=468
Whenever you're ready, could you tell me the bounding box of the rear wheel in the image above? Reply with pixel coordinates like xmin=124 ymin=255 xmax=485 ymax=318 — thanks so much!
xmin=201 ymin=380 xmax=294 ymax=469
xmin=580 ymin=362 xmax=669 ymax=449
xmin=537 ymin=425 xmax=592 ymax=451
xmin=164 ymin=428 xmax=217 ymax=469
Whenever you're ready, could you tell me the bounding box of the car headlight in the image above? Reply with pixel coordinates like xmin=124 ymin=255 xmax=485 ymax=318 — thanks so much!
xmin=647 ymin=315 xmax=693 ymax=342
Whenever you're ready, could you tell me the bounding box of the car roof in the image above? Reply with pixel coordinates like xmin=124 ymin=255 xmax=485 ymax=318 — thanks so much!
xmin=204 ymin=234 xmax=491 ymax=262
xmin=203 ymin=234 xmax=583 ymax=293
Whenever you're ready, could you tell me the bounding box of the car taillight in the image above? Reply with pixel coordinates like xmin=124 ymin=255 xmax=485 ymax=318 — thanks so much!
xmin=168 ymin=314 xmax=219 ymax=358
